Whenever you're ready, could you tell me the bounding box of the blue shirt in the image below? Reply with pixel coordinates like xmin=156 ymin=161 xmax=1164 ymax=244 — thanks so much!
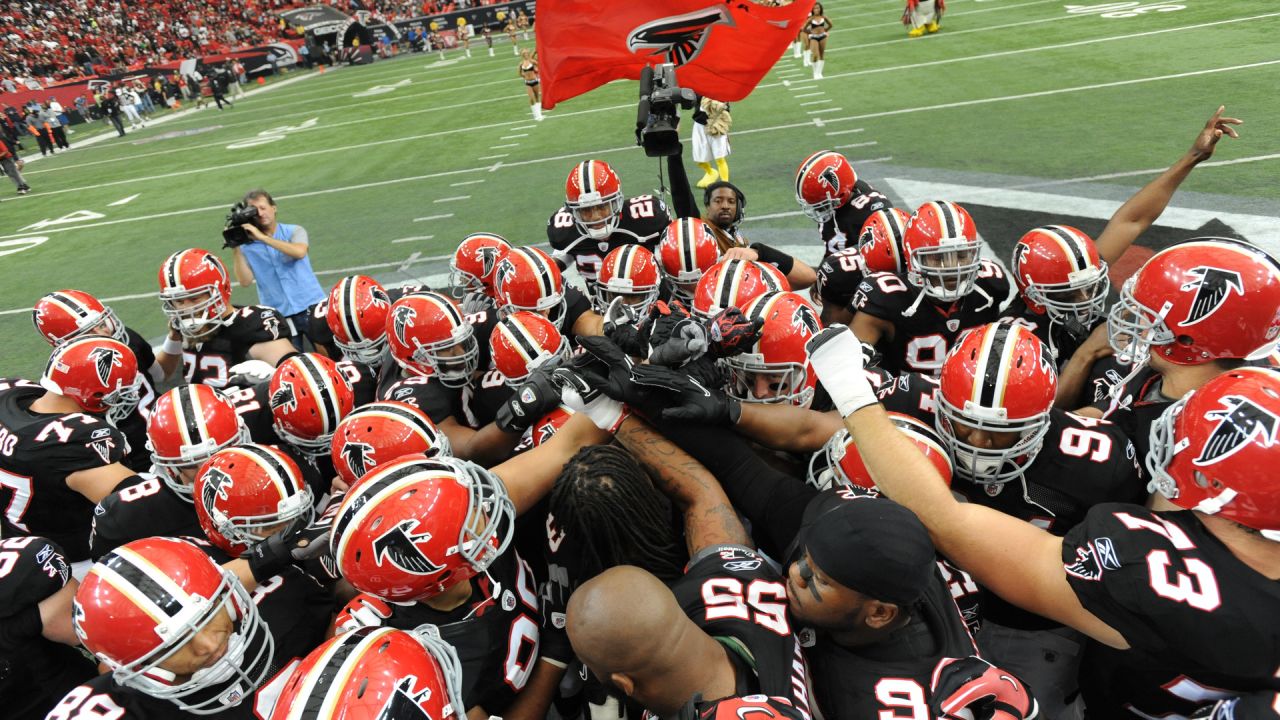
xmin=241 ymin=222 xmax=326 ymax=317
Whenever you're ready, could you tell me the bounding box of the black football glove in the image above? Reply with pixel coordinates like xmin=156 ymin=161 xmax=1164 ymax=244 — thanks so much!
xmin=706 ymin=306 xmax=762 ymax=359
xmin=495 ymin=368 xmax=563 ymax=434
xmin=245 ymin=508 xmax=338 ymax=585
xmin=929 ymin=656 xmax=1040 ymax=720
xmin=630 ymin=363 xmax=741 ymax=425
xmin=645 ymin=299 xmax=707 ymax=367
xmin=601 ymin=297 xmax=648 ymax=357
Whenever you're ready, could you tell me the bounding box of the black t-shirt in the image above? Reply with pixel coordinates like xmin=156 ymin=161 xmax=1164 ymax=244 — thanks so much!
xmin=546 ymin=196 xmax=671 ymax=287
xmin=337 ymin=549 xmax=543 ymax=716
xmin=0 ymin=535 xmax=96 ymax=720
xmin=183 ymin=305 xmax=292 ymax=388
xmin=0 ymin=380 xmax=127 ymax=560
xmin=852 ymin=263 xmax=1010 ymax=376
xmin=819 ymin=180 xmax=891 ymax=258
xmin=1063 ymin=505 xmax=1280 ymax=718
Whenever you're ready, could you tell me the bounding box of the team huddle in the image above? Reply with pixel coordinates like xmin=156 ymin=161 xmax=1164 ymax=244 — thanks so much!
xmin=2 ymin=106 xmax=1278 ymax=720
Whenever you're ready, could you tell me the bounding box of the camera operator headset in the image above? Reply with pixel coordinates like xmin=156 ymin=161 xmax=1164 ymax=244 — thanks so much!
xmin=225 ymin=189 xmax=327 ymax=351
xmin=642 ymin=65 xmax=816 ymax=290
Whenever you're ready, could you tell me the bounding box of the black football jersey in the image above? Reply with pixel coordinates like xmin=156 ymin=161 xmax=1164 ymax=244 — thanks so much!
xmin=339 ymin=549 xmax=544 ymax=715
xmin=90 ymin=474 xmax=200 ymax=561
xmin=561 ymin=285 xmax=595 ymax=340
xmin=183 ymin=305 xmax=292 ymax=388
xmin=1001 ymin=297 xmax=1100 ymax=371
xmin=111 ymin=327 xmax=160 ymax=472
xmin=335 ymin=358 xmax=378 ymax=408
xmin=852 ymin=263 xmax=1011 ymax=376
xmin=0 ymin=535 xmax=96 ymax=720
xmin=1087 ymin=364 xmax=1170 ymax=463
xmin=382 ymin=365 xmax=513 ymax=431
xmin=819 ymin=180 xmax=892 ymax=257
xmin=1063 ymin=505 xmax=1280 ymax=718
xmin=0 ymin=379 xmax=127 ymax=561
xmin=673 ymin=545 xmax=815 ymax=718
xmin=218 ymin=382 xmax=277 ymax=445
xmin=546 ymin=195 xmax=670 ymax=286
xmin=124 ymin=326 xmax=159 ymax=412
xmin=814 ymin=248 xmax=866 ymax=313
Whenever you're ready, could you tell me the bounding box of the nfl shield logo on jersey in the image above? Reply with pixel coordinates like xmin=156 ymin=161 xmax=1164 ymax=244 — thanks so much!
xmin=947 ymin=319 xmax=960 ymax=332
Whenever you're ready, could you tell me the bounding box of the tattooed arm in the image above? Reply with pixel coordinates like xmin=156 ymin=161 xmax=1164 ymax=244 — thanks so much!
xmin=614 ymin=415 xmax=752 ymax=555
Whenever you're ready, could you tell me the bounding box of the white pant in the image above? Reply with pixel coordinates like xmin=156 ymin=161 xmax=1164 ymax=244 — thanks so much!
xmin=692 ymin=123 xmax=730 ymax=163
xmin=909 ymin=0 xmax=938 ymax=27
xmin=122 ymin=104 xmax=143 ymax=124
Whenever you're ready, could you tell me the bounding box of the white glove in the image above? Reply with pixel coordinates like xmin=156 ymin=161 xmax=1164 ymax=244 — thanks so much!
xmin=228 ymin=359 xmax=275 ymax=385
xmin=805 ymin=325 xmax=880 ymax=417
xmin=554 ymin=368 xmax=628 ymax=432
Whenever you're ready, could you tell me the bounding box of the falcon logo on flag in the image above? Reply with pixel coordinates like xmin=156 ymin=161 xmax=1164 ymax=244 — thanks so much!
xmin=626 ymin=6 xmax=733 ymax=65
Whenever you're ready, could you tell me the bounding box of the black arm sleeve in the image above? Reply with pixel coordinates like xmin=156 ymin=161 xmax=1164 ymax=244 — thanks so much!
xmin=666 ymin=151 xmax=699 ymax=220
xmin=662 ymin=421 xmax=817 ymax=559
xmin=750 ymin=243 xmax=796 ymax=275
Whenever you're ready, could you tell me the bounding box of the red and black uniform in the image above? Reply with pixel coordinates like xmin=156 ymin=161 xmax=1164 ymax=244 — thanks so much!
xmin=116 ymin=326 xmax=161 ymax=472
xmin=1001 ymin=296 xmax=1100 ymax=371
xmin=0 ymin=535 xmax=96 ymax=720
xmin=90 ymin=474 xmax=200 ymax=561
xmin=818 ymin=181 xmax=891 ymax=258
xmin=814 ymin=248 xmax=866 ymax=313
xmin=852 ymin=262 xmax=1010 ymax=376
xmin=183 ymin=306 xmax=292 ymax=388
xmin=335 ymin=549 xmax=544 ymax=716
xmin=1086 ymin=364 xmax=1171 ymax=463
xmin=1063 ymin=505 xmax=1280 ymax=719
xmin=546 ymin=196 xmax=670 ymax=287
xmin=0 ymin=378 xmax=127 ymax=561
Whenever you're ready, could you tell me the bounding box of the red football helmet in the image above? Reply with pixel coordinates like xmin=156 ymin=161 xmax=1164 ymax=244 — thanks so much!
xmin=808 ymin=413 xmax=953 ymax=492
xmin=691 ymin=259 xmax=790 ymax=321
xmin=657 ymin=217 xmax=722 ymax=301
xmin=1107 ymin=238 xmax=1280 ymax=366
xmin=857 ymin=208 xmax=913 ymax=275
xmin=268 ymin=353 xmax=355 ymax=457
xmin=268 ymin=626 xmax=464 ymax=720
xmin=531 ymin=405 xmax=576 ymax=447
xmin=936 ymin=322 xmax=1058 ymax=485
xmin=494 ymin=246 xmax=569 ymax=328
xmin=595 ymin=245 xmax=662 ymax=316
xmin=1012 ymin=226 xmax=1109 ymax=327
xmin=490 ymin=310 xmax=569 ymax=386
xmin=564 ymin=159 xmax=624 ymax=239
xmin=330 ymin=401 xmax=452 ymax=486
xmin=326 ymin=275 xmax=394 ymax=367
xmin=386 ymin=291 xmax=480 ymax=386
xmin=41 ymin=336 xmax=141 ymax=425
xmin=33 ymin=289 xmax=128 ymax=346
xmin=148 ymin=384 xmax=249 ymax=499
xmin=794 ymin=151 xmax=857 ymax=224
xmin=331 ymin=455 xmax=516 ymax=601
xmin=74 ymin=537 xmax=274 ymax=714
xmin=449 ymin=232 xmax=512 ymax=299
xmin=158 ymin=248 xmax=233 ymax=341
xmin=1147 ymin=366 xmax=1280 ymax=540
xmin=903 ymin=201 xmax=981 ymax=302
xmin=194 ymin=444 xmax=314 ymax=557
xmin=726 ymin=292 xmax=822 ymax=408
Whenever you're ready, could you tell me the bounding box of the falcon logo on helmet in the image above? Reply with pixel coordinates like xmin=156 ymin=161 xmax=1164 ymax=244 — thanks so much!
xmin=370 ymin=286 xmax=391 ymax=308
xmin=342 ymin=441 xmax=376 ymax=480
xmin=89 ymin=346 xmax=121 ymax=386
xmin=372 ymin=519 xmax=447 ymax=575
xmin=1181 ymin=266 xmax=1245 ymax=326
xmin=1195 ymin=394 xmax=1280 ymax=466
xmin=199 ymin=467 xmax=235 ymax=513
xmin=269 ymin=381 xmax=297 ymax=413
xmin=818 ymin=166 xmax=842 ymax=195
xmin=376 ymin=675 xmax=437 ymax=720
xmin=626 ymin=6 xmax=732 ymax=65
xmin=477 ymin=246 xmax=503 ymax=277
xmin=393 ymin=305 xmax=417 ymax=347
xmin=791 ymin=304 xmax=820 ymax=336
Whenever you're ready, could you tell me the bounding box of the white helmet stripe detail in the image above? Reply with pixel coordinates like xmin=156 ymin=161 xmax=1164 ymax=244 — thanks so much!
xmin=233 ymin=444 xmax=300 ymax=499
xmin=296 ymin=354 xmax=342 ymax=434
xmin=1043 ymin=226 xmax=1089 ymax=272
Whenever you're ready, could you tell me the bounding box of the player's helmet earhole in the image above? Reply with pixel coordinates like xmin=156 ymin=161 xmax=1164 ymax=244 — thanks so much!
xmin=1193 ymin=471 xmax=1210 ymax=489
xmin=1176 ymin=334 xmax=1195 ymax=346
xmin=370 ymin=515 xmax=384 ymax=530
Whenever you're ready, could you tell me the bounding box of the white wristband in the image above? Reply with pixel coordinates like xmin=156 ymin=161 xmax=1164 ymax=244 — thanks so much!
xmin=162 ymin=336 xmax=184 ymax=355
xmin=806 ymin=326 xmax=880 ymax=417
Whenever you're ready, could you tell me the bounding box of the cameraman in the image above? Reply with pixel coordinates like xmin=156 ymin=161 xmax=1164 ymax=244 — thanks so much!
xmin=229 ymin=189 xmax=326 ymax=349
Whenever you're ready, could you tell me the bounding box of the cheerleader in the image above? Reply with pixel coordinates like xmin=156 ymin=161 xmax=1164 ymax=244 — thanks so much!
xmin=805 ymin=3 xmax=833 ymax=80
xmin=483 ymin=25 xmax=494 ymax=56
xmin=516 ymin=10 xmax=531 ymax=40
xmin=457 ymin=19 xmax=472 ymax=58
xmin=518 ymin=49 xmax=543 ymax=121
xmin=505 ymin=17 xmax=520 ymax=55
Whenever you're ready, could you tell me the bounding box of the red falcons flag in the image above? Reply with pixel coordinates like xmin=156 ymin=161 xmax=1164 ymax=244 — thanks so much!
xmin=536 ymin=0 xmax=817 ymax=109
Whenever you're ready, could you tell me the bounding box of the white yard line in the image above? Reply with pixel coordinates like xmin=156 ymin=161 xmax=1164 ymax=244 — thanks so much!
xmin=391 ymin=235 xmax=434 ymax=244
xmin=434 ymin=196 xmax=471 ymax=203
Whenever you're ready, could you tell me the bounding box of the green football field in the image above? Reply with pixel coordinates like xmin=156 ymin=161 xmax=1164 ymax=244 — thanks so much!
xmin=2 ymin=0 xmax=1278 ymax=374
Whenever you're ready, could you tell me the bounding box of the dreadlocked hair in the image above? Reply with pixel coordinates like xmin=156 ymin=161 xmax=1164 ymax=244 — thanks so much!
xmin=549 ymin=444 xmax=688 ymax=582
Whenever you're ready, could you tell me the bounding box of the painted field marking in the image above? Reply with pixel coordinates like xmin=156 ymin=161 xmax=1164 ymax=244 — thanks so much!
xmin=835 ymin=141 xmax=879 ymax=150
xmin=807 ymin=107 xmax=845 ymax=115
xmin=108 ymin=194 xmax=140 ymax=206
xmin=825 ymin=128 xmax=866 ymax=136
xmin=491 ymin=143 xmax=521 ymax=148
xmin=450 ymin=179 xmax=486 ymax=187
xmin=478 ymin=153 xmax=510 ymax=160
xmin=414 ymin=214 xmax=455 ymax=222
xmin=794 ymin=92 xmax=826 ymax=98
xmin=500 ymin=133 xmax=529 ymax=139
xmin=434 ymin=196 xmax=471 ymax=203
xmin=392 ymin=235 xmax=434 ymax=244
xmin=801 ymin=99 xmax=833 ymax=106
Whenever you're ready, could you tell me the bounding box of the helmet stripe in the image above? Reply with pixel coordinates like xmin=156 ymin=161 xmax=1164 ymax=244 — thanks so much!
xmin=795 ymin=152 xmax=827 ymax=200
xmin=235 ymin=444 xmax=300 ymax=498
xmin=340 ymin=277 xmax=363 ymax=342
xmin=934 ymin=202 xmax=958 ymax=239
xmin=504 ymin=317 xmax=545 ymax=363
xmin=289 ymin=628 xmax=380 ymax=719
xmin=1044 ymin=226 xmax=1088 ymax=271
xmin=975 ymin=323 xmax=1015 ymax=408
xmin=530 ymin=251 xmax=555 ymax=296
xmin=886 ymin=211 xmax=908 ymax=268
xmin=164 ymin=252 xmax=182 ymax=290
xmin=717 ymin=260 xmax=742 ymax=310
xmin=679 ymin=219 xmax=695 ymax=272
xmin=177 ymin=386 xmax=201 ymax=449
xmin=297 ymin=355 xmax=341 ymax=433
xmin=100 ymin=546 xmax=188 ymax=618
xmin=613 ymin=245 xmax=635 ymax=280
xmin=359 ymin=403 xmax=437 ymax=441
xmin=426 ymin=292 xmax=464 ymax=327
xmin=46 ymin=292 xmax=91 ymax=318
xmin=580 ymin=161 xmax=594 ymax=196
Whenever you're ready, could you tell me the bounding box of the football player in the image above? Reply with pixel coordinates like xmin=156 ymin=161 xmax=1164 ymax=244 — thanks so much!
xmin=33 ymin=289 xmax=161 ymax=471
xmin=546 ymin=159 xmax=670 ymax=289
xmin=851 ymin=201 xmax=1010 ymax=376
xmin=329 ymin=400 xmax=452 ymax=492
xmin=794 ymin=150 xmax=891 ymax=258
xmin=811 ymin=207 xmax=910 ymax=325
xmin=155 ymin=248 xmax=296 ymax=388
xmin=0 ymin=337 xmax=140 ymax=563
xmin=266 ymin=353 xmax=355 ymax=495
xmin=329 ymin=413 xmax=611 ymax=720
xmin=0 ymin=534 xmax=96 ymax=720
xmin=494 ymin=246 xmax=602 ymax=339
xmin=655 ymin=217 xmax=722 ymax=303
xmin=449 ymin=232 xmax=511 ymax=313
xmin=807 ymin=324 xmax=1280 ymax=719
